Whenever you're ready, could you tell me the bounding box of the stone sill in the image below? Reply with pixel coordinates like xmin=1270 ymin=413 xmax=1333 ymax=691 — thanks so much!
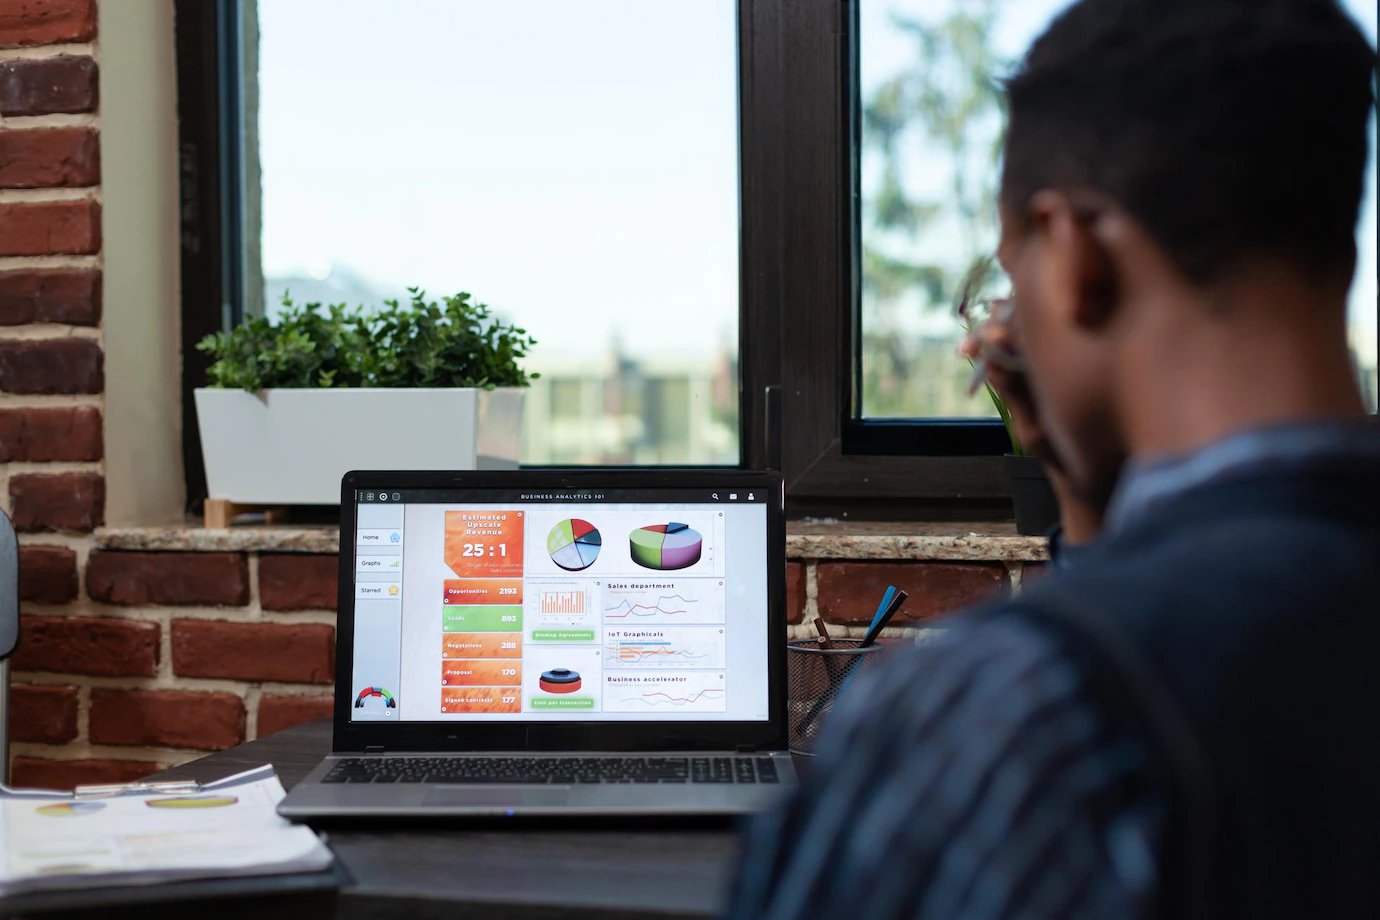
xmin=95 ymin=521 xmax=1047 ymax=563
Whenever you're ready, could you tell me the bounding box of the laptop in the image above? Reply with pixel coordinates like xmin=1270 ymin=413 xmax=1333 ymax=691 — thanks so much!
xmin=278 ymin=469 xmax=797 ymax=819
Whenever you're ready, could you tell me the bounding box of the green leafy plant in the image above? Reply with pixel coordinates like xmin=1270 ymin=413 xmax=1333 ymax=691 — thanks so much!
xmin=197 ymin=289 xmax=538 ymax=392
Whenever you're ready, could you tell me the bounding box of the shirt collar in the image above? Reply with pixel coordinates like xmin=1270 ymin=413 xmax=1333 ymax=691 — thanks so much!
xmin=1103 ymin=419 xmax=1380 ymax=535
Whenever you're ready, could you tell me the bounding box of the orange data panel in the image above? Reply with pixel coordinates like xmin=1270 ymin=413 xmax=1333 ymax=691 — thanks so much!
xmin=441 ymin=687 xmax=522 ymax=714
xmin=442 ymin=659 xmax=522 ymax=687
xmin=441 ymin=632 xmax=523 ymax=659
xmin=444 ymin=511 xmax=525 ymax=578
xmin=443 ymin=579 xmax=524 ymax=606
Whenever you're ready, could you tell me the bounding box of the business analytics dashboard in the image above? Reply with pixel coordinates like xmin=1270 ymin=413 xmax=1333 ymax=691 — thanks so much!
xmin=349 ymin=489 xmax=771 ymax=723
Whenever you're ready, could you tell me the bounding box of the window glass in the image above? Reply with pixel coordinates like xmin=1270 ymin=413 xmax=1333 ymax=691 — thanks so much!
xmin=254 ymin=0 xmax=741 ymax=462
xmin=859 ymin=0 xmax=1378 ymax=417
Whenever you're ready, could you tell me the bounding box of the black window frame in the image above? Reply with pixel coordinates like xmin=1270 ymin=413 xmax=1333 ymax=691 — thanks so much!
xmin=174 ymin=0 xmax=1092 ymax=521
xmin=737 ymin=0 xmax=1011 ymax=519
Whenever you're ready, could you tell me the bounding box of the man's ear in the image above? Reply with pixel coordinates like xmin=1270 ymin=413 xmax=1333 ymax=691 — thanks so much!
xmin=1028 ymin=189 xmax=1118 ymax=332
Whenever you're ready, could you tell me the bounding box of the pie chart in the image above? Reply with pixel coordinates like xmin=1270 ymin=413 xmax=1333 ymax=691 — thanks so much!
xmin=630 ymin=523 xmax=702 ymax=570
xmin=36 ymin=802 xmax=105 ymax=817
xmin=548 ymin=519 xmax=601 ymax=571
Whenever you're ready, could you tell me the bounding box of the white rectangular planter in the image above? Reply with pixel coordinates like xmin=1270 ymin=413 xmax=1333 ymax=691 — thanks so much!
xmin=194 ymin=387 xmax=524 ymax=505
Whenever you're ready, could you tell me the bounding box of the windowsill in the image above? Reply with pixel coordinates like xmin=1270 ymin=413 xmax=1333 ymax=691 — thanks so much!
xmin=93 ymin=521 xmax=1047 ymax=562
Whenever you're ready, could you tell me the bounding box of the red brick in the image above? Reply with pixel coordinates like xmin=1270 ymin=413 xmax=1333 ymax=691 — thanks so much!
xmin=10 ymin=758 xmax=158 ymax=792
xmin=0 ymin=338 xmax=103 ymax=394
xmin=786 ymin=562 xmax=806 ymax=625
xmin=0 ymin=127 xmax=98 ymax=188
xmin=1022 ymin=563 xmax=1050 ymax=586
xmin=0 ymin=55 xmax=97 ymax=114
xmin=0 ymin=0 xmax=96 ymax=47
xmin=815 ymin=562 xmax=1008 ymax=625
xmin=0 ymin=199 xmax=100 ymax=256
xmin=90 ymin=689 xmax=244 ymax=751
xmin=18 ymin=544 xmax=77 ymax=603
xmin=85 ymin=550 xmax=249 ymax=607
xmin=173 ymin=620 xmax=334 ymax=684
xmin=0 ymin=406 xmax=102 ymax=461
xmin=259 ymin=554 xmax=339 ymax=611
xmin=10 ymin=683 xmax=77 ymax=743
xmin=257 ymin=695 xmax=334 ymax=738
xmin=9 ymin=472 xmax=103 ymax=533
xmin=12 ymin=615 xmax=159 ymax=676
xmin=0 ymin=269 xmax=101 ymax=325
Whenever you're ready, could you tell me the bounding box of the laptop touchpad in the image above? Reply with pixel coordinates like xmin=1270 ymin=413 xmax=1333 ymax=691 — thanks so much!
xmin=424 ymin=787 xmax=571 ymax=808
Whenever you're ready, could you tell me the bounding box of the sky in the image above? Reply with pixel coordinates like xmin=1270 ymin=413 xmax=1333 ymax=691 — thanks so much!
xmin=257 ymin=0 xmax=740 ymax=361
xmin=259 ymin=0 xmax=1378 ymax=368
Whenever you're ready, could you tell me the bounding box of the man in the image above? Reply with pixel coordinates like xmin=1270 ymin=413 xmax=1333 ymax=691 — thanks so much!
xmin=728 ymin=1 xmax=1379 ymax=917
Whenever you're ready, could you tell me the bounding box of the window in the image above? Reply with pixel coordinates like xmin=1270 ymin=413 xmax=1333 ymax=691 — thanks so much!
xmin=178 ymin=0 xmax=1373 ymax=517
xmin=857 ymin=0 xmax=1378 ymax=420
xmin=248 ymin=0 xmax=741 ymax=468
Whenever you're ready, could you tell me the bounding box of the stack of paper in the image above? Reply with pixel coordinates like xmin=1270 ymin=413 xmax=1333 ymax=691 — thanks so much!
xmin=0 ymin=765 xmax=333 ymax=899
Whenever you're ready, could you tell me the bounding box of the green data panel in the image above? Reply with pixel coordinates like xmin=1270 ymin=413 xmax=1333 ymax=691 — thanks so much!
xmin=531 ymin=629 xmax=597 ymax=642
xmin=530 ymin=697 xmax=596 ymax=710
xmin=442 ymin=606 xmax=523 ymax=632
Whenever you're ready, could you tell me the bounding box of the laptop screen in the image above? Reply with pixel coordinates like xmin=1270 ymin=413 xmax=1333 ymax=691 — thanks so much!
xmin=348 ymin=487 xmax=771 ymax=723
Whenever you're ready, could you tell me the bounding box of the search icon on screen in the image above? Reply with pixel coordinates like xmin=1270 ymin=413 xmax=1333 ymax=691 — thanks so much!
xmin=712 ymin=493 xmax=720 ymax=500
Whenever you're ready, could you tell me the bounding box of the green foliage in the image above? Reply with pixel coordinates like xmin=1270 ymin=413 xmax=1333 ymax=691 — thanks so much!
xmin=860 ymin=0 xmax=1012 ymax=420
xmin=197 ymin=289 xmax=539 ymax=392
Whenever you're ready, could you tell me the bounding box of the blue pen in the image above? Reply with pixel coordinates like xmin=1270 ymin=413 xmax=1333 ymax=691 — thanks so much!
xmin=868 ymin=586 xmax=896 ymax=635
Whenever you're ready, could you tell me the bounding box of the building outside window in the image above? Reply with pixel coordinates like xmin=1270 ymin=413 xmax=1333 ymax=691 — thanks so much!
xmin=250 ymin=0 xmax=741 ymax=465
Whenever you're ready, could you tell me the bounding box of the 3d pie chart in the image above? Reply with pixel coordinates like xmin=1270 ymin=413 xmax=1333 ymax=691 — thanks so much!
xmin=548 ymin=519 xmax=601 ymax=571
xmin=630 ymin=523 xmax=703 ymax=570
xmin=539 ymin=668 xmax=582 ymax=693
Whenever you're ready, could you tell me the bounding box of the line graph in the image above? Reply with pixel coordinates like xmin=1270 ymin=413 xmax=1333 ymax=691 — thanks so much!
xmin=603 ymin=626 xmax=726 ymax=669
xmin=601 ymin=579 xmax=724 ymax=624
xmin=604 ymin=673 xmax=727 ymax=712
xmin=604 ymin=594 xmax=695 ymax=619
xmin=632 ymin=688 xmax=725 ymax=706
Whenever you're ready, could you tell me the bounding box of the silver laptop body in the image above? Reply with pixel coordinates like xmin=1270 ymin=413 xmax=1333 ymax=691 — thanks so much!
xmin=279 ymin=470 xmax=796 ymax=819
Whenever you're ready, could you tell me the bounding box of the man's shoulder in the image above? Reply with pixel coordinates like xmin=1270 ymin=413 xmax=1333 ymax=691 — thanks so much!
xmin=1023 ymin=506 xmax=1378 ymax=631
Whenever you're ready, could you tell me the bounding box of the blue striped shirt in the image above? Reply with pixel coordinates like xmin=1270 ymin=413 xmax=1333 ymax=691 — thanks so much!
xmin=727 ymin=421 xmax=1377 ymax=920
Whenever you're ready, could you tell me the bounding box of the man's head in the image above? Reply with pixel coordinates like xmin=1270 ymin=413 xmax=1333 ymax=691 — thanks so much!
xmin=997 ymin=0 xmax=1376 ymax=507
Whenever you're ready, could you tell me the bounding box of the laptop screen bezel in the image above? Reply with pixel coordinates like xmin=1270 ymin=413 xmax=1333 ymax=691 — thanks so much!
xmin=332 ymin=469 xmax=789 ymax=753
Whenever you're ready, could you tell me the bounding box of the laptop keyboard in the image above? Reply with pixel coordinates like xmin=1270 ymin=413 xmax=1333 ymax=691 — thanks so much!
xmin=323 ymin=755 xmax=780 ymax=785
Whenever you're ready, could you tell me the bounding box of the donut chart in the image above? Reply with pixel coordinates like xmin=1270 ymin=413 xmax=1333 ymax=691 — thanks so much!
xmin=548 ymin=519 xmax=602 ymax=571
xmin=629 ymin=523 xmax=702 ymax=570
xmin=539 ymin=668 xmax=582 ymax=693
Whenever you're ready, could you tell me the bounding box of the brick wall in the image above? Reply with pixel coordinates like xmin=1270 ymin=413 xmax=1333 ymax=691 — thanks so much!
xmin=8 ymin=525 xmax=1030 ymax=787
xmin=0 ymin=0 xmax=111 ymax=788
xmin=11 ymin=546 xmax=339 ymax=788
xmin=0 ymin=0 xmax=338 ymax=790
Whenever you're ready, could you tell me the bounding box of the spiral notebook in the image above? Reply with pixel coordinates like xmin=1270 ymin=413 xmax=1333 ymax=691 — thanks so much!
xmin=0 ymin=765 xmax=333 ymax=900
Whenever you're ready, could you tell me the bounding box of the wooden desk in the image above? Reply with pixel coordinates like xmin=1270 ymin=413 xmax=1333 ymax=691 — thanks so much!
xmin=148 ymin=721 xmax=742 ymax=919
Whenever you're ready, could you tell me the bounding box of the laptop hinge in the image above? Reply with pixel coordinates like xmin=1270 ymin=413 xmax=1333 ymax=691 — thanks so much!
xmin=364 ymin=745 xmax=384 ymax=755
xmin=736 ymin=744 xmax=756 ymax=754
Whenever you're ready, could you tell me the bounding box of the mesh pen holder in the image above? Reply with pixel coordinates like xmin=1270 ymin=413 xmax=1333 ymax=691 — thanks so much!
xmin=787 ymin=638 xmax=888 ymax=755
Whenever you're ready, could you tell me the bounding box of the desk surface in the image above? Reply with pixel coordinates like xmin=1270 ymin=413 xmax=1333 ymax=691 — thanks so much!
xmin=150 ymin=721 xmax=743 ymax=919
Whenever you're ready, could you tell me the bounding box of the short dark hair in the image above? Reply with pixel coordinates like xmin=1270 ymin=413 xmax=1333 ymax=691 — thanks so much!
xmin=1001 ymin=0 xmax=1377 ymax=287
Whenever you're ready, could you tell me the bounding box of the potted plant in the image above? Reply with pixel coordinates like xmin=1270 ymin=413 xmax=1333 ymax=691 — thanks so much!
xmin=956 ymin=259 xmax=1059 ymax=536
xmin=194 ymin=288 xmax=538 ymax=507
